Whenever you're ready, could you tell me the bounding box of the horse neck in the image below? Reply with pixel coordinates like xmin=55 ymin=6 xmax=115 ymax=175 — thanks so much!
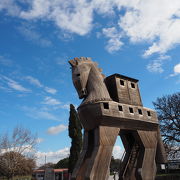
xmin=82 ymin=65 xmax=111 ymax=105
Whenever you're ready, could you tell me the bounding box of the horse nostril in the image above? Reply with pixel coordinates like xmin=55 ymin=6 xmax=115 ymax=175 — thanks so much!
xmin=81 ymin=89 xmax=87 ymax=95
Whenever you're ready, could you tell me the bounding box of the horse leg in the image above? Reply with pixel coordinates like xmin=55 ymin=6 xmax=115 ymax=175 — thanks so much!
xmin=119 ymin=130 xmax=144 ymax=180
xmin=119 ymin=131 xmax=135 ymax=180
xmin=83 ymin=126 xmax=120 ymax=180
xmin=156 ymin=128 xmax=167 ymax=164
xmin=71 ymin=130 xmax=89 ymax=180
xmin=137 ymin=130 xmax=157 ymax=180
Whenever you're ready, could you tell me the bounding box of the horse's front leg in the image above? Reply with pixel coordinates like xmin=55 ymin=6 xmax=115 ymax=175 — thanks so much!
xmin=71 ymin=126 xmax=120 ymax=180
xmin=71 ymin=131 xmax=89 ymax=180
xmin=84 ymin=126 xmax=120 ymax=180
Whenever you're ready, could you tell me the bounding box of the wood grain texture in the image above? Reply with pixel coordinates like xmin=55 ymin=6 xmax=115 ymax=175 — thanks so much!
xmin=71 ymin=126 xmax=120 ymax=180
xmin=69 ymin=57 xmax=167 ymax=180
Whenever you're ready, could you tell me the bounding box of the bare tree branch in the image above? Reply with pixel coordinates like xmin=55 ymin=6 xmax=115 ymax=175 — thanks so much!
xmin=153 ymin=92 xmax=180 ymax=159
xmin=0 ymin=126 xmax=37 ymax=179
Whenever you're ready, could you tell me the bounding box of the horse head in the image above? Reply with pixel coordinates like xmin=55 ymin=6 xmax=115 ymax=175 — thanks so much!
xmin=69 ymin=57 xmax=93 ymax=99
xmin=69 ymin=57 xmax=111 ymax=105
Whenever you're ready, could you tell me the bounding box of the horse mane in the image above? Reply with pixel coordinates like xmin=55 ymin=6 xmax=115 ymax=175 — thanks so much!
xmin=69 ymin=57 xmax=105 ymax=78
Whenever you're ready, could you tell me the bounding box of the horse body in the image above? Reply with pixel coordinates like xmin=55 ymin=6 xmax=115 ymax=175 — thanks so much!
xmin=69 ymin=57 xmax=166 ymax=180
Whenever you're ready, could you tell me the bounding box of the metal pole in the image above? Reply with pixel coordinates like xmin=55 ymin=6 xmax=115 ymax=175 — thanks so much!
xmin=45 ymin=155 xmax=46 ymax=166
xmin=62 ymin=171 xmax=64 ymax=180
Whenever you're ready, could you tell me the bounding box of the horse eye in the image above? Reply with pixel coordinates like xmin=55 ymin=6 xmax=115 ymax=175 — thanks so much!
xmin=76 ymin=74 xmax=80 ymax=77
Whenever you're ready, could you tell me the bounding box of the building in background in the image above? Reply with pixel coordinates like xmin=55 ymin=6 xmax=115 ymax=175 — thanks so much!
xmin=32 ymin=168 xmax=68 ymax=180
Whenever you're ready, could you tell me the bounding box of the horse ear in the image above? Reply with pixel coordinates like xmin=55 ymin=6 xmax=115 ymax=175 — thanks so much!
xmin=101 ymin=73 xmax=106 ymax=79
xmin=74 ymin=57 xmax=81 ymax=64
xmin=68 ymin=60 xmax=77 ymax=67
xmin=94 ymin=62 xmax=98 ymax=67
xmin=98 ymin=68 xmax=102 ymax=72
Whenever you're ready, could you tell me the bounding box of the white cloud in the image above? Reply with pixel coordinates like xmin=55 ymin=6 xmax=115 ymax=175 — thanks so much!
xmin=112 ymin=145 xmax=124 ymax=159
xmin=45 ymin=87 xmax=57 ymax=94
xmin=91 ymin=0 xmax=121 ymax=15
xmin=0 ymin=56 xmax=13 ymax=66
xmin=0 ymin=85 xmax=11 ymax=92
xmin=0 ymin=0 xmax=21 ymax=16
xmin=170 ymin=63 xmax=180 ymax=77
xmin=41 ymin=97 xmax=70 ymax=111
xmin=60 ymin=103 xmax=70 ymax=110
xmin=26 ymin=0 xmax=180 ymax=57
xmin=7 ymin=80 xmax=30 ymax=92
xmin=42 ymin=96 xmax=61 ymax=106
xmin=36 ymin=138 xmax=44 ymax=144
xmin=20 ymin=0 xmax=94 ymax=36
xmin=146 ymin=55 xmax=170 ymax=73
xmin=24 ymin=76 xmax=57 ymax=94
xmin=1 ymin=0 xmax=180 ymax=55
xmin=47 ymin=124 xmax=68 ymax=135
xmin=56 ymin=56 xmax=68 ymax=66
xmin=36 ymin=147 xmax=69 ymax=166
xmin=39 ymin=112 xmax=58 ymax=121
xmin=147 ymin=60 xmax=164 ymax=73
xmin=17 ymin=24 xmax=52 ymax=47
xmin=26 ymin=76 xmax=43 ymax=87
xmin=22 ymin=106 xmax=60 ymax=121
xmin=102 ymin=27 xmax=123 ymax=53
xmin=174 ymin=63 xmax=180 ymax=74
xmin=1 ymin=75 xmax=31 ymax=92
xmin=35 ymin=145 xmax=123 ymax=166
xmin=20 ymin=0 xmax=50 ymax=19
xmin=119 ymin=0 xmax=180 ymax=56
xmin=1 ymin=0 xmax=180 ymax=73
xmin=1 ymin=145 xmax=35 ymax=155
xmin=1 ymin=0 xmax=121 ymax=37
xmin=37 ymin=111 xmax=60 ymax=121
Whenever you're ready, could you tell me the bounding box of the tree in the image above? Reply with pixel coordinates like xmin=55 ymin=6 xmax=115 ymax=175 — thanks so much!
xmin=38 ymin=162 xmax=55 ymax=169
xmin=0 ymin=151 xmax=36 ymax=179
xmin=0 ymin=126 xmax=37 ymax=179
xmin=68 ymin=104 xmax=82 ymax=174
xmin=153 ymin=92 xmax=180 ymax=158
xmin=54 ymin=157 xmax=69 ymax=169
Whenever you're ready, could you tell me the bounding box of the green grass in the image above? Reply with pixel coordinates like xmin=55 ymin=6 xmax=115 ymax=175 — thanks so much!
xmin=0 ymin=176 xmax=32 ymax=180
xmin=156 ymin=174 xmax=180 ymax=177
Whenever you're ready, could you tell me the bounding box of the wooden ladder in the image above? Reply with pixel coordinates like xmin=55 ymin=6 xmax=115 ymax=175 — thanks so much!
xmin=122 ymin=143 xmax=139 ymax=179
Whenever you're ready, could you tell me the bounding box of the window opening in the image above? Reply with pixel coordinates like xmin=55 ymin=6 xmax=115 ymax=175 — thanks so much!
xmin=103 ymin=103 xmax=109 ymax=109
xmin=138 ymin=109 xmax=142 ymax=115
xmin=147 ymin=111 xmax=151 ymax=116
xmin=131 ymin=83 xmax=135 ymax=88
xmin=120 ymin=80 xmax=125 ymax=86
xmin=129 ymin=107 xmax=134 ymax=113
xmin=118 ymin=105 xmax=123 ymax=111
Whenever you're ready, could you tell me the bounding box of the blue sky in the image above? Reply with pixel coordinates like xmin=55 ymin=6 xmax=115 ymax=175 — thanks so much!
xmin=0 ymin=0 xmax=180 ymax=165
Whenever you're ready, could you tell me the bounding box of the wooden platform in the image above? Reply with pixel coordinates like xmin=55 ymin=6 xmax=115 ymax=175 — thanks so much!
xmin=78 ymin=101 xmax=158 ymax=131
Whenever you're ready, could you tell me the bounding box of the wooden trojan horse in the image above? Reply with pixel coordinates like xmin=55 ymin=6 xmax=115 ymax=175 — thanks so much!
xmin=69 ymin=57 xmax=167 ymax=180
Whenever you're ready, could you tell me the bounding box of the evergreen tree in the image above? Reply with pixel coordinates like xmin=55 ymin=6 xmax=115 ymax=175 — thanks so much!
xmin=68 ymin=104 xmax=82 ymax=174
xmin=55 ymin=157 xmax=69 ymax=169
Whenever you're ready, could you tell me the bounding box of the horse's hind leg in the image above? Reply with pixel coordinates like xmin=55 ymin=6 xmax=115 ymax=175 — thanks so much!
xmin=156 ymin=128 xmax=167 ymax=164
xmin=83 ymin=126 xmax=120 ymax=180
xmin=137 ymin=130 xmax=157 ymax=180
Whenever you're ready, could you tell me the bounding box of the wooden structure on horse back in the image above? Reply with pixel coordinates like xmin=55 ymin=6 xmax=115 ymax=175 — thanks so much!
xmin=69 ymin=57 xmax=167 ymax=180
